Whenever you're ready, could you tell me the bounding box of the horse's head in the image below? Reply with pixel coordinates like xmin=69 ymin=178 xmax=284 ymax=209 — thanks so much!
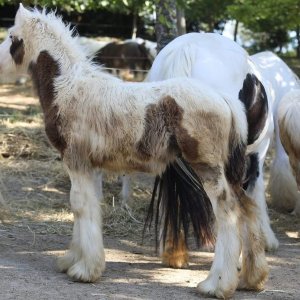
xmin=0 ymin=4 xmax=38 ymax=74
xmin=0 ymin=4 xmax=85 ymax=76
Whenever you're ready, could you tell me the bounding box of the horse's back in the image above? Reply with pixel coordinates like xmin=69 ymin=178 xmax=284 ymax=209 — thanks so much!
xmin=251 ymin=51 xmax=300 ymax=111
xmin=147 ymin=32 xmax=251 ymax=98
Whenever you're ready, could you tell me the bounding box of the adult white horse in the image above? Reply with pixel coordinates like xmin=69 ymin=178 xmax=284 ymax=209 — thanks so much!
xmin=0 ymin=5 xmax=268 ymax=299
xmin=251 ymin=51 xmax=300 ymax=215
xmin=146 ymin=32 xmax=279 ymax=257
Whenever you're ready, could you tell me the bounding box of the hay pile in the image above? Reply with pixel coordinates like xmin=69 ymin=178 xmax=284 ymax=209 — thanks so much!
xmin=0 ymin=83 xmax=153 ymax=242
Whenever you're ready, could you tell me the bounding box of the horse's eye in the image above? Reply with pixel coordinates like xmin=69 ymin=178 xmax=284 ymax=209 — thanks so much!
xmin=9 ymin=34 xmax=13 ymax=39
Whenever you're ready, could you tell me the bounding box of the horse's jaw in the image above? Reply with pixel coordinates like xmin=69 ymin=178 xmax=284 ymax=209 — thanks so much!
xmin=0 ymin=36 xmax=18 ymax=75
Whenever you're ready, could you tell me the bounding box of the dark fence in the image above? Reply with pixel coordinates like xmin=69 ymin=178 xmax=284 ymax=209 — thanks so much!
xmin=0 ymin=5 xmax=155 ymax=40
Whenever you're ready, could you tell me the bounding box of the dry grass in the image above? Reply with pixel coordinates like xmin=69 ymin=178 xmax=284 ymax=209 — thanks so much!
xmin=0 ymin=82 xmax=153 ymax=242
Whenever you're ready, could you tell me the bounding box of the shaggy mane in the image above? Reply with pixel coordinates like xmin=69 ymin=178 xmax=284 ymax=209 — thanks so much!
xmin=26 ymin=6 xmax=89 ymax=61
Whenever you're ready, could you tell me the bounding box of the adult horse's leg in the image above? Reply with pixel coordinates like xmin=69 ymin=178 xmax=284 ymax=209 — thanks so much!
xmin=57 ymin=170 xmax=105 ymax=282
xmin=238 ymin=186 xmax=269 ymax=290
xmin=246 ymin=158 xmax=279 ymax=251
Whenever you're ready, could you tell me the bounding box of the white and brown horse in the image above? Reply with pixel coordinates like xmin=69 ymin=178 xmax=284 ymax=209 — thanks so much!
xmin=0 ymin=5 xmax=268 ymax=298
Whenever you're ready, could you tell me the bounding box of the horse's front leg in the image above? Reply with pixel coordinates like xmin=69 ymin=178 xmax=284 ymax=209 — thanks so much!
xmin=57 ymin=170 xmax=105 ymax=282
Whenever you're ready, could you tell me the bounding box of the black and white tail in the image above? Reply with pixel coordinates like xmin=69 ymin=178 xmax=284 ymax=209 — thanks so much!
xmin=144 ymin=157 xmax=214 ymax=250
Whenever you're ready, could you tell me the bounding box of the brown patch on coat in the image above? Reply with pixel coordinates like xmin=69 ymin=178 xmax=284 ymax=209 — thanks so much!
xmin=10 ymin=37 xmax=25 ymax=65
xmin=218 ymin=189 xmax=227 ymax=202
xmin=136 ymin=96 xmax=199 ymax=162
xmin=176 ymin=126 xmax=199 ymax=161
xmin=28 ymin=51 xmax=66 ymax=155
xmin=161 ymin=231 xmax=189 ymax=269
xmin=188 ymin=110 xmax=228 ymax=162
xmin=90 ymin=153 xmax=151 ymax=173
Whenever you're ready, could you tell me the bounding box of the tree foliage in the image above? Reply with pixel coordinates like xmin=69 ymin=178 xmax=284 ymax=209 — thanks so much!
xmin=183 ymin=0 xmax=235 ymax=32
xmin=0 ymin=0 xmax=299 ymax=55
xmin=228 ymin=0 xmax=300 ymax=53
xmin=228 ymin=0 xmax=299 ymax=31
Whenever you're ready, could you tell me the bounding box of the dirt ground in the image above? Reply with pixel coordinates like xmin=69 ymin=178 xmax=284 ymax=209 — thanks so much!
xmin=0 ymin=83 xmax=299 ymax=300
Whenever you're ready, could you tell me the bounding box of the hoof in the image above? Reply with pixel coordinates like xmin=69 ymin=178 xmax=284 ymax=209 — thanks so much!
xmin=238 ymin=270 xmax=268 ymax=291
xmin=67 ymin=257 xmax=105 ymax=283
xmin=264 ymin=235 xmax=279 ymax=252
xmin=162 ymin=251 xmax=189 ymax=268
xmin=57 ymin=250 xmax=79 ymax=273
xmin=238 ymin=259 xmax=269 ymax=291
xmin=161 ymin=232 xmax=189 ymax=269
xmin=58 ymin=249 xmax=105 ymax=283
xmin=197 ymin=278 xmax=236 ymax=299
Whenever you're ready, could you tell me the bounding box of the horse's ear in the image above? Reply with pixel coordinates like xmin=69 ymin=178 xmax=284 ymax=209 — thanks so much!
xmin=16 ymin=3 xmax=31 ymax=21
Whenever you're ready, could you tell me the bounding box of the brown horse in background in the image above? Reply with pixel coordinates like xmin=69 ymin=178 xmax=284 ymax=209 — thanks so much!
xmin=93 ymin=40 xmax=153 ymax=80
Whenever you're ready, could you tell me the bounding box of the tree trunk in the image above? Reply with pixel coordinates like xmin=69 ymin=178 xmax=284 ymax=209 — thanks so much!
xmin=176 ymin=6 xmax=186 ymax=36
xmin=131 ymin=10 xmax=138 ymax=39
xmin=234 ymin=20 xmax=239 ymax=42
xmin=296 ymin=25 xmax=300 ymax=59
xmin=155 ymin=0 xmax=178 ymax=53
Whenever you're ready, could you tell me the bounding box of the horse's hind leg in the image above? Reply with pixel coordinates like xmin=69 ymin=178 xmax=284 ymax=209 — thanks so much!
xmin=247 ymin=157 xmax=279 ymax=251
xmin=57 ymin=170 xmax=105 ymax=282
xmin=196 ymin=166 xmax=242 ymax=299
xmin=238 ymin=188 xmax=269 ymax=290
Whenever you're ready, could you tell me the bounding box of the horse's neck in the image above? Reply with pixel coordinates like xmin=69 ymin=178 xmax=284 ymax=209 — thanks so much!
xmin=35 ymin=34 xmax=87 ymax=74
xmin=29 ymin=50 xmax=61 ymax=116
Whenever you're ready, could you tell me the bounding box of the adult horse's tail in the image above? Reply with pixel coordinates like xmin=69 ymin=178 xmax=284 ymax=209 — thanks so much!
xmin=278 ymin=90 xmax=300 ymax=193
xmin=144 ymin=157 xmax=215 ymax=255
